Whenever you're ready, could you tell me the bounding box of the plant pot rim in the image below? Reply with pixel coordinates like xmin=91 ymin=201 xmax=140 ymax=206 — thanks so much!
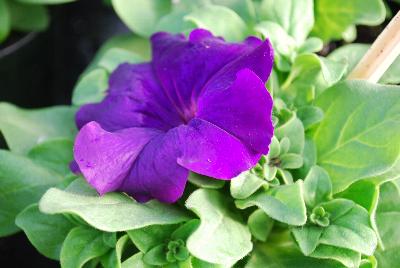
xmin=0 ymin=32 xmax=38 ymax=59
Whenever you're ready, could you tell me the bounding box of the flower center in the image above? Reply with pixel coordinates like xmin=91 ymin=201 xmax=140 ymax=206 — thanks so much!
xmin=179 ymin=102 xmax=198 ymax=124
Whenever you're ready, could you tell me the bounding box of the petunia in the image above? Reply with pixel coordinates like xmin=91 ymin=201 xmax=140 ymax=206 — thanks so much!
xmin=73 ymin=29 xmax=274 ymax=203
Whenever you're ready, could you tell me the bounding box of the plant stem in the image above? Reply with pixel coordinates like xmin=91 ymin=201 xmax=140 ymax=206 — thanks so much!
xmin=348 ymin=11 xmax=400 ymax=83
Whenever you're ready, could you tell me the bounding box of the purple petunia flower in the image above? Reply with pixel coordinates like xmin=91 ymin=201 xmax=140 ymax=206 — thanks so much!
xmin=73 ymin=29 xmax=274 ymax=203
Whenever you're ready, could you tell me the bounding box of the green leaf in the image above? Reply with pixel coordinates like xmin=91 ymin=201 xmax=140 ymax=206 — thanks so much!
xmin=336 ymin=180 xmax=379 ymax=212
xmin=381 ymin=55 xmax=400 ymax=85
xmin=184 ymin=4 xmax=248 ymax=42
xmin=39 ymin=187 xmax=190 ymax=232
xmin=230 ymin=171 xmax=266 ymax=199
xmin=297 ymin=106 xmax=324 ymax=130
xmin=258 ymin=0 xmax=314 ymax=44
xmin=292 ymin=199 xmax=374 ymax=265
xmin=235 ymin=181 xmax=307 ymax=226
xmin=275 ymin=114 xmax=305 ymax=154
xmin=122 ymin=253 xmax=152 ymax=268
xmin=246 ymin=241 xmax=345 ymax=268
xmin=0 ymin=150 xmax=63 ymax=236
xmin=312 ymin=81 xmax=400 ymax=193
xmin=111 ymin=0 xmax=171 ymax=37
xmin=171 ymin=219 xmax=200 ymax=241
xmin=7 ymin=1 xmax=49 ymax=32
xmin=143 ymin=244 xmax=168 ymax=266
xmin=102 ymin=232 xmax=117 ymax=248
xmin=328 ymin=44 xmax=369 ymax=77
xmin=60 ymin=226 xmax=110 ymax=268
xmin=303 ymin=166 xmax=332 ymax=208
xmin=63 ymin=177 xmax=97 ymax=195
xmin=248 ymin=209 xmax=274 ymax=242
xmin=188 ymin=172 xmax=225 ymax=189
xmin=292 ymin=226 xmax=323 ymax=255
xmin=155 ymin=9 xmax=194 ymax=34
xmin=298 ymin=37 xmax=323 ymax=54
xmin=255 ymin=20 xmax=296 ymax=58
xmin=310 ymin=244 xmax=361 ymax=268
xmin=27 ymin=138 xmax=73 ymax=176
xmin=128 ymin=224 xmax=177 ymax=252
xmin=294 ymin=138 xmax=318 ymax=179
xmin=360 ymin=256 xmax=377 ymax=268
xmin=318 ymin=199 xmax=377 ymax=256
xmin=97 ymin=48 xmax=143 ymax=73
xmin=72 ymin=68 xmax=109 ymax=106
xmin=87 ymin=34 xmax=151 ymax=72
xmin=185 ymin=189 xmax=252 ymax=266
xmin=312 ymin=0 xmax=385 ymax=42
xmin=281 ymin=54 xmax=347 ymax=105
xmin=15 ymin=204 xmax=74 ymax=260
xmin=374 ymin=181 xmax=400 ymax=267
xmin=280 ymin=153 xmax=303 ymax=169
xmin=0 ymin=103 xmax=76 ymax=154
xmin=100 ymin=234 xmax=130 ymax=268
xmin=206 ymin=0 xmax=256 ymax=23
xmin=0 ymin=0 xmax=10 ymax=43
xmin=328 ymin=43 xmax=400 ymax=84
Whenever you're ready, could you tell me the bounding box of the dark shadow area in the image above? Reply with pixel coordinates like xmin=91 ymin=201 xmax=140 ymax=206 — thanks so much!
xmin=0 ymin=0 xmax=129 ymax=109
xmin=0 ymin=233 xmax=59 ymax=267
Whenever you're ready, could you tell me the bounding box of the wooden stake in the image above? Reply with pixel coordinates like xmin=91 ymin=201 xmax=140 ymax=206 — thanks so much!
xmin=348 ymin=11 xmax=400 ymax=82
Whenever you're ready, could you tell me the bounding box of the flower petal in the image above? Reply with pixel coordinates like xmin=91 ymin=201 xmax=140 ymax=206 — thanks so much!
xmin=201 ymin=38 xmax=274 ymax=92
xmin=197 ymin=68 xmax=274 ymax=154
xmin=76 ymin=63 xmax=182 ymax=132
xmin=73 ymin=121 xmax=162 ymax=195
xmin=120 ymin=128 xmax=188 ymax=203
xmin=177 ymin=118 xmax=261 ymax=179
xmin=150 ymin=29 xmax=262 ymax=119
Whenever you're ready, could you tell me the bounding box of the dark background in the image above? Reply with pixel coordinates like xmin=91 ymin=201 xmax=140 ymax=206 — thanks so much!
xmin=0 ymin=0 xmax=399 ymax=267
xmin=0 ymin=0 xmax=129 ymax=109
xmin=0 ymin=1 xmax=129 ymax=267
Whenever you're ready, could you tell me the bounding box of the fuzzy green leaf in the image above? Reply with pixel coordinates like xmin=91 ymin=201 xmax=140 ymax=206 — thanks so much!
xmin=15 ymin=204 xmax=74 ymax=260
xmin=303 ymin=166 xmax=332 ymax=208
xmin=312 ymin=0 xmax=385 ymax=41
xmin=312 ymin=81 xmax=400 ymax=193
xmin=184 ymin=4 xmax=248 ymax=42
xmin=39 ymin=185 xmax=191 ymax=232
xmin=235 ymin=181 xmax=307 ymax=226
xmin=111 ymin=0 xmax=171 ymax=37
xmin=374 ymin=181 xmax=400 ymax=267
xmin=0 ymin=103 xmax=76 ymax=154
xmin=72 ymin=68 xmax=109 ymax=106
xmin=185 ymin=189 xmax=252 ymax=266
xmin=60 ymin=226 xmax=110 ymax=268
xmin=248 ymin=209 xmax=274 ymax=242
xmin=230 ymin=171 xmax=266 ymax=199
xmin=27 ymin=138 xmax=73 ymax=176
xmin=0 ymin=150 xmax=63 ymax=236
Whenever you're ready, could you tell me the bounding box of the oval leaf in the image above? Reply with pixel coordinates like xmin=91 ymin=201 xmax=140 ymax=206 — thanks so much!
xmin=235 ymin=181 xmax=307 ymax=226
xmin=185 ymin=189 xmax=252 ymax=266
xmin=39 ymin=187 xmax=190 ymax=232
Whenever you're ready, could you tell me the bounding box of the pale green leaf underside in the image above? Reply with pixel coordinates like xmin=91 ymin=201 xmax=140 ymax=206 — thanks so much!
xmin=39 ymin=188 xmax=191 ymax=232
xmin=185 ymin=189 xmax=252 ymax=266
xmin=235 ymin=181 xmax=307 ymax=226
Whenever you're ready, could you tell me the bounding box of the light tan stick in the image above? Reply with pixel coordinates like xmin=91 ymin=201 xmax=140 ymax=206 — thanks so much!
xmin=348 ymin=11 xmax=400 ymax=82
